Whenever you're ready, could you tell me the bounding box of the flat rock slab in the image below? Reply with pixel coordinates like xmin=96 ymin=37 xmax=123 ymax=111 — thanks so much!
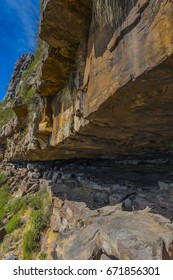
xmin=53 ymin=204 xmax=173 ymax=260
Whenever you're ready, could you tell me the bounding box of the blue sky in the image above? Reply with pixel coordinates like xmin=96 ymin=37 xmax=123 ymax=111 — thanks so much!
xmin=0 ymin=0 xmax=40 ymax=99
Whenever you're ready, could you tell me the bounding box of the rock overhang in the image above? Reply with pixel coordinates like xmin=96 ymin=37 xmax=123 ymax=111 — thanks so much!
xmin=3 ymin=0 xmax=173 ymax=161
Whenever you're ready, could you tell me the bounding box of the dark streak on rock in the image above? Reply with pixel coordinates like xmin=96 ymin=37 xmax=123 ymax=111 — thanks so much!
xmin=109 ymin=0 xmax=150 ymax=52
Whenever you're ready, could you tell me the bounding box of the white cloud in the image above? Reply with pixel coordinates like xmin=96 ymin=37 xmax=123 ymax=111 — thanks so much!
xmin=4 ymin=0 xmax=39 ymax=51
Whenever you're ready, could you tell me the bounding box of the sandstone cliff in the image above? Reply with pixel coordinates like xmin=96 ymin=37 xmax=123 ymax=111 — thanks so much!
xmin=0 ymin=0 xmax=173 ymax=260
xmin=5 ymin=54 xmax=34 ymax=101
xmin=1 ymin=0 xmax=173 ymax=161
xmin=35 ymin=0 xmax=173 ymax=161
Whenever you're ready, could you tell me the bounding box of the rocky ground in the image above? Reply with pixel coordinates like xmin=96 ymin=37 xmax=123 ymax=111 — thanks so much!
xmin=0 ymin=159 xmax=173 ymax=260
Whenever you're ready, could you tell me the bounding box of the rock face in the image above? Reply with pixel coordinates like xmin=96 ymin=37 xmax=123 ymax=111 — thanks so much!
xmin=4 ymin=54 xmax=34 ymax=101
xmin=39 ymin=0 xmax=91 ymax=96
xmin=1 ymin=0 xmax=173 ymax=161
xmin=54 ymin=205 xmax=173 ymax=260
xmin=25 ymin=0 xmax=173 ymax=160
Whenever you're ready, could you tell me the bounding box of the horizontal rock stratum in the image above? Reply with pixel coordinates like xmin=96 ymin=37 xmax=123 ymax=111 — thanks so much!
xmin=32 ymin=0 xmax=173 ymax=160
xmin=1 ymin=0 xmax=173 ymax=161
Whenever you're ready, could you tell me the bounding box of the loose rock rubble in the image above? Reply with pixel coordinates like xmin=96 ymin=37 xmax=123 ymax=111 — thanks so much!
xmin=0 ymin=159 xmax=173 ymax=259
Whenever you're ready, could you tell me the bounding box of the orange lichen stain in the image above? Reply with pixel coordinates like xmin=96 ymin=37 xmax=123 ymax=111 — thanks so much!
xmin=163 ymin=32 xmax=172 ymax=51
xmin=46 ymin=229 xmax=57 ymax=259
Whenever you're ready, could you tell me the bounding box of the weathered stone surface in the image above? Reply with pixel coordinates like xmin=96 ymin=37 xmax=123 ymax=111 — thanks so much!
xmin=53 ymin=204 xmax=173 ymax=260
xmin=26 ymin=183 xmax=39 ymax=193
xmin=93 ymin=190 xmax=109 ymax=205
xmin=4 ymin=122 xmax=15 ymax=138
xmin=1 ymin=0 xmax=172 ymax=162
xmin=39 ymin=0 xmax=91 ymax=96
xmin=4 ymin=255 xmax=17 ymax=260
xmin=28 ymin=171 xmax=41 ymax=179
xmin=12 ymin=98 xmax=28 ymax=129
xmin=109 ymin=192 xmax=133 ymax=206
xmin=85 ymin=0 xmax=173 ymax=115
xmin=98 ymin=211 xmax=173 ymax=260
xmin=21 ymin=0 xmax=173 ymax=161
xmin=50 ymin=207 xmax=62 ymax=232
xmin=4 ymin=54 xmax=34 ymax=101
xmin=100 ymin=253 xmax=114 ymax=260
xmin=55 ymin=224 xmax=100 ymax=260
xmin=52 ymin=197 xmax=64 ymax=209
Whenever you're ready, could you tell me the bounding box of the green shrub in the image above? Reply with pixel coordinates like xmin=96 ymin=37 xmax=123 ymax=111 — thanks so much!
xmin=0 ymin=173 xmax=6 ymax=185
xmin=29 ymin=191 xmax=49 ymax=210
xmin=29 ymin=195 xmax=43 ymax=210
xmin=22 ymin=191 xmax=50 ymax=260
xmin=22 ymin=229 xmax=40 ymax=260
xmin=8 ymin=197 xmax=27 ymax=215
xmin=31 ymin=210 xmax=49 ymax=232
xmin=22 ymin=208 xmax=49 ymax=259
xmin=39 ymin=252 xmax=47 ymax=260
xmin=5 ymin=215 xmax=20 ymax=233
xmin=0 ymin=106 xmax=15 ymax=129
xmin=0 ymin=184 xmax=11 ymax=226
xmin=20 ymin=88 xmax=36 ymax=105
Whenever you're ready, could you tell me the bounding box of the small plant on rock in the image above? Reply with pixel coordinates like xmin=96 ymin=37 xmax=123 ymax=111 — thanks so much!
xmin=5 ymin=215 xmax=20 ymax=234
xmin=39 ymin=252 xmax=47 ymax=260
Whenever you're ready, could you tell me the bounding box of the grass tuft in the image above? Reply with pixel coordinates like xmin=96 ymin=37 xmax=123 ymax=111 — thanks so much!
xmin=22 ymin=191 xmax=50 ymax=260
xmin=0 ymin=105 xmax=15 ymax=130
xmin=5 ymin=215 xmax=20 ymax=234
xmin=0 ymin=183 xmax=11 ymax=226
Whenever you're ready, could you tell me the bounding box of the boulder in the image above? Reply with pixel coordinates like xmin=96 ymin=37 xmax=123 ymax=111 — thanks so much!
xmin=93 ymin=190 xmax=109 ymax=205
xmin=53 ymin=206 xmax=173 ymax=260
xmin=4 ymin=255 xmax=17 ymax=260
